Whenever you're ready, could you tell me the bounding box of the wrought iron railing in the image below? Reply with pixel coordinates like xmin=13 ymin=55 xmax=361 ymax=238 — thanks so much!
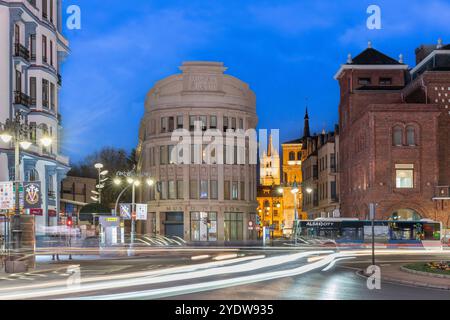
xmin=14 ymin=91 xmax=31 ymax=107
xmin=14 ymin=43 xmax=30 ymax=61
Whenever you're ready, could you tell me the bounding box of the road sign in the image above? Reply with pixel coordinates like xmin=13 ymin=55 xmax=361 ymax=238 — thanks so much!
xmin=248 ymin=220 xmax=254 ymax=230
xmin=136 ymin=204 xmax=148 ymax=221
xmin=120 ymin=204 xmax=131 ymax=220
xmin=0 ymin=182 xmax=14 ymax=210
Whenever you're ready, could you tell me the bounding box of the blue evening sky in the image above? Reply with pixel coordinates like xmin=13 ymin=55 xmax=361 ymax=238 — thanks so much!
xmin=59 ymin=0 xmax=450 ymax=162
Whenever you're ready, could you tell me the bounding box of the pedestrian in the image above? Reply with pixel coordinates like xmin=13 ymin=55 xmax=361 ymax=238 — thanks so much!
xmin=51 ymin=227 xmax=61 ymax=261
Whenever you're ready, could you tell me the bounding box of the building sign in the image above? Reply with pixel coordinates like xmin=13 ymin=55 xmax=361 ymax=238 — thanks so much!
xmin=30 ymin=208 xmax=43 ymax=216
xmin=120 ymin=204 xmax=131 ymax=220
xmin=136 ymin=204 xmax=148 ymax=221
xmin=23 ymin=182 xmax=42 ymax=209
xmin=0 ymin=182 xmax=14 ymax=210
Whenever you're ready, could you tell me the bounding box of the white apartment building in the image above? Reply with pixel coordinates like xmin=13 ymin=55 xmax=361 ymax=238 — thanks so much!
xmin=137 ymin=61 xmax=259 ymax=243
xmin=0 ymin=0 xmax=70 ymax=234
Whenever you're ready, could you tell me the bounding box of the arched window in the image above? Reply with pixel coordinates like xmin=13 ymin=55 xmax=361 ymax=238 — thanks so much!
xmin=392 ymin=126 xmax=402 ymax=146
xmin=406 ymin=126 xmax=415 ymax=146
xmin=289 ymin=152 xmax=295 ymax=161
xmin=297 ymin=151 xmax=302 ymax=161
xmin=389 ymin=208 xmax=421 ymax=221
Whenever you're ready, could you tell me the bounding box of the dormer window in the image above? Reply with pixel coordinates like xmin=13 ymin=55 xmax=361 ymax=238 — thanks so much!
xmin=379 ymin=77 xmax=392 ymax=85
xmin=358 ymin=78 xmax=371 ymax=85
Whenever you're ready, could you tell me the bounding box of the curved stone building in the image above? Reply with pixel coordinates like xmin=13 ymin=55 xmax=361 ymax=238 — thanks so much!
xmin=137 ymin=62 xmax=258 ymax=243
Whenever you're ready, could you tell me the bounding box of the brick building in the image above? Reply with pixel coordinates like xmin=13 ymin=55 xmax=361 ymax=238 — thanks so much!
xmin=335 ymin=40 xmax=450 ymax=227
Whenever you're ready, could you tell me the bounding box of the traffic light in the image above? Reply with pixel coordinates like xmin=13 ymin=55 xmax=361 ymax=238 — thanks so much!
xmin=67 ymin=217 xmax=73 ymax=227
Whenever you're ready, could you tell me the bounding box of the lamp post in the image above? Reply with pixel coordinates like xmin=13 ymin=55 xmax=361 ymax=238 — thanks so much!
xmin=291 ymin=180 xmax=299 ymax=245
xmin=113 ymin=170 xmax=154 ymax=248
xmin=0 ymin=111 xmax=52 ymax=253
xmin=91 ymin=163 xmax=108 ymax=204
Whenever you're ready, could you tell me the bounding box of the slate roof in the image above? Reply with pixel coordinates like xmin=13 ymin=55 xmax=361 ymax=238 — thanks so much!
xmin=349 ymin=48 xmax=402 ymax=65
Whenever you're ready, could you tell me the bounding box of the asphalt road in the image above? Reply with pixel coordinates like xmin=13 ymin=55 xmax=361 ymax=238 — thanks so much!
xmin=0 ymin=248 xmax=449 ymax=300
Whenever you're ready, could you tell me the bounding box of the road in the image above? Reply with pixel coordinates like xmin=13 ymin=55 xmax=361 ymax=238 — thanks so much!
xmin=0 ymin=247 xmax=449 ymax=300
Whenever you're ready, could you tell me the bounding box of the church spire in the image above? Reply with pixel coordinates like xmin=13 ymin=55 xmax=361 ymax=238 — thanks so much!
xmin=267 ymin=134 xmax=273 ymax=157
xmin=303 ymin=107 xmax=310 ymax=138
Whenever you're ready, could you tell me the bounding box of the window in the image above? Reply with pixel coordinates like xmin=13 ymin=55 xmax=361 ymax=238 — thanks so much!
xmin=297 ymin=151 xmax=302 ymax=161
xmin=190 ymin=180 xmax=198 ymax=199
xmin=231 ymin=118 xmax=236 ymax=130
xmin=223 ymin=117 xmax=229 ymax=131
xmin=177 ymin=116 xmax=183 ymax=129
xmin=406 ymin=126 xmax=415 ymax=146
xmin=42 ymin=79 xmax=49 ymax=108
xmin=358 ymin=77 xmax=371 ymax=85
xmin=210 ymin=180 xmax=218 ymax=199
xmin=30 ymin=34 xmax=36 ymax=60
xmin=240 ymin=181 xmax=245 ymax=200
xmin=200 ymin=180 xmax=208 ymax=199
xmin=168 ymin=145 xmax=174 ymax=164
xmin=289 ymin=152 xmax=295 ymax=161
xmin=160 ymin=181 xmax=168 ymax=200
xmin=168 ymin=116 xmax=174 ymax=132
xmin=239 ymin=118 xmax=244 ymax=129
xmin=42 ymin=0 xmax=48 ymax=19
xmin=29 ymin=122 xmax=37 ymax=144
xmin=15 ymin=70 xmax=22 ymax=92
xmin=200 ymin=116 xmax=207 ymax=131
xmin=224 ymin=181 xmax=230 ymax=200
xmin=379 ymin=77 xmax=392 ymax=85
xmin=25 ymin=169 xmax=39 ymax=182
xmin=232 ymin=182 xmax=238 ymax=200
xmin=224 ymin=212 xmax=243 ymax=241
xmin=159 ymin=146 xmax=167 ymax=165
xmin=210 ymin=116 xmax=217 ymax=129
xmin=50 ymin=40 xmax=53 ymax=66
xmin=49 ymin=0 xmax=53 ymax=23
xmin=160 ymin=117 xmax=167 ymax=133
xmin=30 ymin=77 xmax=36 ymax=106
xmin=168 ymin=180 xmax=176 ymax=199
xmin=50 ymin=83 xmax=55 ymax=110
xmin=395 ymin=164 xmax=414 ymax=189
xmin=177 ymin=181 xmax=183 ymax=199
xmin=190 ymin=212 xmax=217 ymax=242
xmin=14 ymin=25 xmax=20 ymax=44
xmin=189 ymin=116 xmax=196 ymax=131
xmin=42 ymin=35 xmax=47 ymax=63
xmin=393 ymin=126 xmax=402 ymax=146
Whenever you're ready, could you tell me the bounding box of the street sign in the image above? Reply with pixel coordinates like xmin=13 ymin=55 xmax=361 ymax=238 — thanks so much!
xmin=0 ymin=182 xmax=14 ymax=210
xmin=248 ymin=220 xmax=254 ymax=230
xmin=120 ymin=204 xmax=132 ymax=220
xmin=136 ymin=204 xmax=148 ymax=221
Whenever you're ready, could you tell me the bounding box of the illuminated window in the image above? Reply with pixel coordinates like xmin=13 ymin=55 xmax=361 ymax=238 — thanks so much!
xmin=395 ymin=164 xmax=414 ymax=188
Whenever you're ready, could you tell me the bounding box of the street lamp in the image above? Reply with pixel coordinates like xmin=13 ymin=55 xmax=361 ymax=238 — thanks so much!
xmin=114 ymin=169 xmax=155 ymax=249
xmin=291 ymin=180 xmax=299 ymax=245
xmin=94 ymin=163 xmax=108 ymax=204
xmin=0 ymin=111 xmax=53 ymax=252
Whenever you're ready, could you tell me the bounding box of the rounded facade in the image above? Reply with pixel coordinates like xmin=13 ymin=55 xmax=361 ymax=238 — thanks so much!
xmin=137 ymin=61 xmax=259 ymax=243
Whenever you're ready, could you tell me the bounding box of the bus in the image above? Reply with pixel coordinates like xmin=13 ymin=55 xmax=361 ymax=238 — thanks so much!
xmin=293 ymin=218 xmax=442 ymax=246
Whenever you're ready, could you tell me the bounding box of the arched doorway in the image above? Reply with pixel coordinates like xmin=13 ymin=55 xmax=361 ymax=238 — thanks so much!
xmin=389 ymin=208 xmax=422 ymax=221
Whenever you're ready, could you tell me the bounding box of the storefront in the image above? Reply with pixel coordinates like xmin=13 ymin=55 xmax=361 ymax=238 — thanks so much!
xmin=224 ymin=212 xmax=244 ymax=241
xmin=163 ymin=212 xmax=184 ymax=238
xmin=190 ymin=212 xmax=217 ymax=241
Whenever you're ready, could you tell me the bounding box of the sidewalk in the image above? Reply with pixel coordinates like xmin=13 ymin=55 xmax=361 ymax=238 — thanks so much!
xmin=379 ymin=264 xmax=450 ymax=290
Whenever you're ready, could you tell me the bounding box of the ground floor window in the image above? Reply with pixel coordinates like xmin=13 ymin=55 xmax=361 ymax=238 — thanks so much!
xmin=190 ymin=212 xmax=217 ymax=241
xmin=224 ymin=212 xmax=243 ymax=241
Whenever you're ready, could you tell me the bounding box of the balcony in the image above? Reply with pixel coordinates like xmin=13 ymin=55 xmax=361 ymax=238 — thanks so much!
xmin=57 ymin=74 xmax=62 ymax=86
xmin=14 ymin=91 xmax=31 ymax=107
xmin=433 ymin=186 xmax=450 ymax=200
xmin=14 ymin=43 xmax=30 ymax=61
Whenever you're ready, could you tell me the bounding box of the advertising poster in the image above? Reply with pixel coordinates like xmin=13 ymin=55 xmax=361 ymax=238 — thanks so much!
xmin=136 ymin=204 xmax=148 ymax=221
xmin=23 ymin=182 xmax=42 ymax=209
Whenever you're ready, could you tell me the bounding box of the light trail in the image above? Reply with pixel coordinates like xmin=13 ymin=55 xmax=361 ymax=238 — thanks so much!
xmin=0 ymin=251 xmax=332 ymax=300
xmin=80 ymin=252 xmax=349 ymax=300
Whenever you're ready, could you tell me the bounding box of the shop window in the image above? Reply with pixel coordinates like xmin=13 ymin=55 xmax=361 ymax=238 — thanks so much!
xmin=224 ymin=212 xmax=243 ymax=241
xmin=190 ymin=212 xmax=217 ymax=241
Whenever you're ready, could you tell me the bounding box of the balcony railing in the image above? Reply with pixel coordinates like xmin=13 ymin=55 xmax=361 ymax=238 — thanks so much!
xmin=14 ymin=43 xmax=30 ymax=61
xmin=433 ymin=186 xmax=450 ymax=200
xmin=14 ymin=91 xmax=31 ymax=107
xmin=57 ymin=74 xmax=62 ymax=86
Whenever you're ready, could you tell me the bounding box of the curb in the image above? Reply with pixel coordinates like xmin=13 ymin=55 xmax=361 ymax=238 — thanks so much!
xmin=400 ymin=266 xmax=450 ymax=279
